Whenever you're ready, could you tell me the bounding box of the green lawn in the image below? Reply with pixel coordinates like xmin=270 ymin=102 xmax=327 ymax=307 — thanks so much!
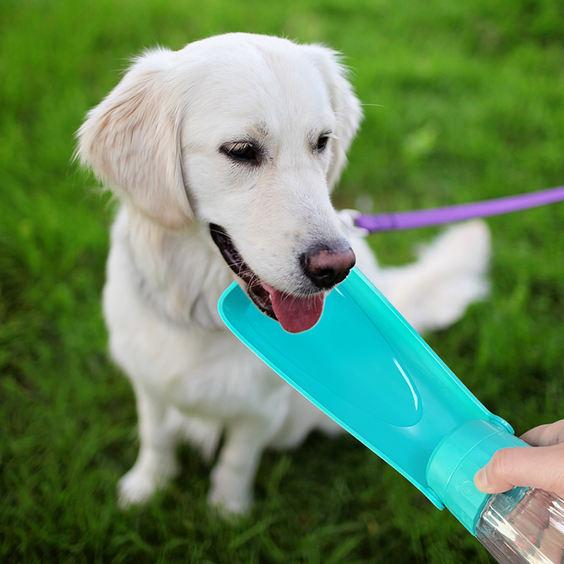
xmin=1 ymin=0 xmax=563 ymax=562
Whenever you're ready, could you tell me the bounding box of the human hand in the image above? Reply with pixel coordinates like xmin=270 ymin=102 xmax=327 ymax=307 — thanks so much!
xmin=474 ymin=420 xmax=564 ymax=498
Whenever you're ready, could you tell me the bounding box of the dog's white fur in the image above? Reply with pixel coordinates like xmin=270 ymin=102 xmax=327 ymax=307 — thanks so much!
xmin=77 ymin=33 xmax=490 ymax=514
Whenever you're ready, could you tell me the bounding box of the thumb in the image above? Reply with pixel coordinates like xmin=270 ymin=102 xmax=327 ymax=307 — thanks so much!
xmin=474 ymin=444 xmax=564 ymax=497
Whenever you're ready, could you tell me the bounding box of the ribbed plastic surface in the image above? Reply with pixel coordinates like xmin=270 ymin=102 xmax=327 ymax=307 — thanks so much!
xmin=426 ymin=420 xmax=526 ymax=532
xmin=477 ymin=488 xmax=564 ymax=563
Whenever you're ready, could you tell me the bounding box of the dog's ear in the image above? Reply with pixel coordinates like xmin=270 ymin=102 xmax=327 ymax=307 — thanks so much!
xmin=76 ymin=48 xmax=193 ymax=228
xmin=305 ymin=45 xmax=363 ymax=189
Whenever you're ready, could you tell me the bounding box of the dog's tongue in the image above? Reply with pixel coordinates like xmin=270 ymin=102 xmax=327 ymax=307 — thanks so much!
xmin=264 ymin=285 xmax=325 ymax=333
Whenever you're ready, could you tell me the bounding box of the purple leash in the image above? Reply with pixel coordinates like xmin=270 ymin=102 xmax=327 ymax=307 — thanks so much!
xmin=354 ymin=186 xmax=564 ymax=233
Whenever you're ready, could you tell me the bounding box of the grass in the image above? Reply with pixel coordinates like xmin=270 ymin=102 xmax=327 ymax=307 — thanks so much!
xmin=1 ymin=0 xmax=563 ymax=561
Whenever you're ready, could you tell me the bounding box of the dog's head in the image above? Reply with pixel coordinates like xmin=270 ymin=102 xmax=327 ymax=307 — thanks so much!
xmin=77 ymin=33 xmax=362 ymax=332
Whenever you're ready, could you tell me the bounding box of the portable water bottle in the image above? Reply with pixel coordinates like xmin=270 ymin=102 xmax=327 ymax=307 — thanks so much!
xmin=426 ymin=420 xmax=564 ymax=563
xmin=218 ymin=268 xmax=564 ymax=563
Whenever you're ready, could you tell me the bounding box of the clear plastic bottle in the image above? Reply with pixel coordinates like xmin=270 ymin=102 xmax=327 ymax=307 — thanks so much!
xmin=476 ymin=487 xmax=564 ymax=564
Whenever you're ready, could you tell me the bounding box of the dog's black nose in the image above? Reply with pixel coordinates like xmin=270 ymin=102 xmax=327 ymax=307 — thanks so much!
xmin=301 ymin=243 xmax=356 ymax=289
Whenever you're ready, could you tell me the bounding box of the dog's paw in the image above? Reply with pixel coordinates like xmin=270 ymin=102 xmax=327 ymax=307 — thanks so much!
xmin=118 ymin=468 xmax=159 ymax=508
xmin=117 ymin=461 xmax=178 ymax=509
xmin=208 ymin=490 xmax=252 ymax=519
xmin=207 ymin=484 xmax=252 ymax=517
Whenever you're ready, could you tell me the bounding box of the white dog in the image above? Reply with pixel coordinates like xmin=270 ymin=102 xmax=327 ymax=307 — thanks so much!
xmin=77 ymin=33 xmax=490 ymax=515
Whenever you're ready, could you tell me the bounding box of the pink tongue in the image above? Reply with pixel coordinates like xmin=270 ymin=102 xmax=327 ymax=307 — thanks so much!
xmin=264 ymin=285 xmax=325 ymax=333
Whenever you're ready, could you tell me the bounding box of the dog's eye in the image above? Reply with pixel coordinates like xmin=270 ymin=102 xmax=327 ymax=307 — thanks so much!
xmin=220 ymin=142 xmax=260 ymax=165
xmin=315 ymin=133 xmax=330 ymax=153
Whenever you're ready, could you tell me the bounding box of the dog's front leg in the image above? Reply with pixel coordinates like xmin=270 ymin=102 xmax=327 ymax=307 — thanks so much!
xmin=208 ymin=417 xmax=271 ymax=516
xmin=118 ymin=383 xmax=179 ymax=507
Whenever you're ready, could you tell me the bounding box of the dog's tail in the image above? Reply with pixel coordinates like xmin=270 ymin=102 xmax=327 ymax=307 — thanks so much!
xmin=374 ymin=220 xmax=491 ymax=333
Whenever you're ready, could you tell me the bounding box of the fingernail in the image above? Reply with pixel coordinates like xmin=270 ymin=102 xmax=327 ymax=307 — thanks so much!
xmin=474 ymin=468 xmax=488 ymax=490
